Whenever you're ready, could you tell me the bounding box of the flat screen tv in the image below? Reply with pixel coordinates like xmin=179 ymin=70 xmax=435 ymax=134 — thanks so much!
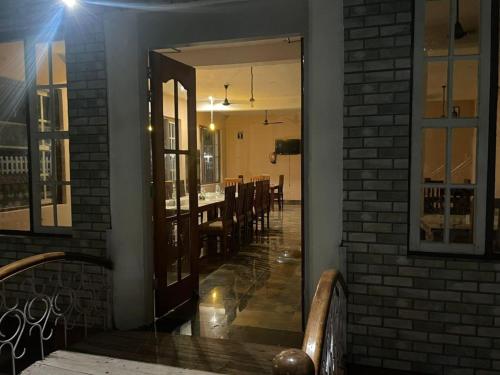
xmin=275 ymin=139 xmax=301 ymax=155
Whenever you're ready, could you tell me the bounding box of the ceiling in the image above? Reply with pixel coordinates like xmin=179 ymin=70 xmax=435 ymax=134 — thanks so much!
xmin=158 ymin=38 xmax=302 ymax=112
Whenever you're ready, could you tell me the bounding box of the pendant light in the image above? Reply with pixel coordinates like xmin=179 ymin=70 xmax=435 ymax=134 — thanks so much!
xmin=209 ymin=96 xmax=216 ymax=131
xmin=249 ymin=66 xmax=255 ymax=108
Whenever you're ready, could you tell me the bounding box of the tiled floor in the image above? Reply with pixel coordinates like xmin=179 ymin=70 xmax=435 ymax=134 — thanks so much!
xmin=157 ymin=204 xmax=303 ymax=348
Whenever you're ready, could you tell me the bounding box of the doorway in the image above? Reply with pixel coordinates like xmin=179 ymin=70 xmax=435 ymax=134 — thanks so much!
xmin=149 ymin=38 xmax=304 ymax=346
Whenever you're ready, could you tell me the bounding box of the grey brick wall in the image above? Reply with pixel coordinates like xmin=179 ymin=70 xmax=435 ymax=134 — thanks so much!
xmin=344 ymin=1 xmax=500 ymax=374
xmin=0 ymin=1 xmax=110 ymax=262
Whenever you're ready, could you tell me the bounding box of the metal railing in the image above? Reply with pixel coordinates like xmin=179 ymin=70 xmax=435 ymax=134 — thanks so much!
xmin=273 ymin=269 xmax=347 ymax=375
xmin=0 ymin=252 xmax=112 ymax=374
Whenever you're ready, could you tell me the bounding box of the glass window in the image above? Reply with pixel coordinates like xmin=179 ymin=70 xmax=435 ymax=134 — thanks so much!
xmin=33 ymin=40 xmax=71 ymax=230
xmin=412 ymin=1 xmax=485 ymax=254
xmin=200 ymin=127 xmax=220 ymax=185
xmin=0 ymin=41 xmax=30 ymax=231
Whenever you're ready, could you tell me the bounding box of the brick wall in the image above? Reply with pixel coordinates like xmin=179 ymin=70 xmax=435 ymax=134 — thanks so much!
xmin=0 ymin=1 xmax=110 ymax=262
xmin=344 ymin=1 xmax=500 ymax=374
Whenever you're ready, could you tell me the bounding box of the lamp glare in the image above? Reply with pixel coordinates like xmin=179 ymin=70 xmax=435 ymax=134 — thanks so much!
xmin=63 ymin=0 xmax=77 ymax=8
xmin=209 ymin=123 xmax=216 ymax=131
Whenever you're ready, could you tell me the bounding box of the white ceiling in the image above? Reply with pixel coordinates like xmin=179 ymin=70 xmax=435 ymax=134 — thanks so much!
xmin=159 ymin=38 xmax=302 ymax=112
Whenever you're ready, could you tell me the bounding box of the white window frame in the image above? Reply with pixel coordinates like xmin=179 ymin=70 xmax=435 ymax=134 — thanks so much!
xmin=410 ymin=0 xmax=492 ymax=254
xmin=27 ymin=39 xmax=72 ymax=235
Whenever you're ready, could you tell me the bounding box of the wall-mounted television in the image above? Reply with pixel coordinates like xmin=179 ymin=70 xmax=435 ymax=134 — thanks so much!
xmin=275 ymin=139 xmax=301 ymax=155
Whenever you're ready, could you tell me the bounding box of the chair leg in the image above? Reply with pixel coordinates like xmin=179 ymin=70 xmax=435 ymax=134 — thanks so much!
xmin=267 ymin=210 xmax=270 ymax=229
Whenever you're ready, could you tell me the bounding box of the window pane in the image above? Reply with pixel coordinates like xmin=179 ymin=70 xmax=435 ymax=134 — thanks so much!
xmin=37 ymin=88 xmax=52 ymax=131
xmin=0 ymin=41 xmax=30 ymax=231
xmin=451 ymin=128 xmax=476 ymax=184
xmin=450 ymin=188 xmax=474 ymax=243
xmin=52 ymin=41 xmax=67 ymax=85
xmin=425 ymin=0 xmax=450 ymax=57
xmin=422 ymin=128 xmax=446 ymax=183
xmin=201 ymin=127 xmax=220 ymax=184
xmin=54 ymin=87 xmax=69 ymax=131
xmin=178 ymin=82 xmax=188 ymax=151
xmin=454 ymin=0 xmax=480 ymax=56
xmin=163 ymin=118 xmax=175 ymax=150
xmin=424 ymin=61 xmax=448 ymax=118
xmin=56 ymin=184 xmax=71 ymax=227
xmin=452 ymin=60 xmax=478 ymax=118
xmin=36 ymin=43 xmax=49 ymax=86
xmin=56 ymin=139 xmax=70 ymax=182
xmin=39 ymin=139 xmax=53 ymax=181
xmin=421 ymin=187 xmax=445 ymax=242
xmin=41 ymin=184 xmax=55 ymax=227
xmin=162 ymin=80 xmax=175 ymax=148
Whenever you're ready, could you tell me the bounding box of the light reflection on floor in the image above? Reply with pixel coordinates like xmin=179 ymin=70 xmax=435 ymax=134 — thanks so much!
xmin=159 ymin=204 xmax=303 ymax=348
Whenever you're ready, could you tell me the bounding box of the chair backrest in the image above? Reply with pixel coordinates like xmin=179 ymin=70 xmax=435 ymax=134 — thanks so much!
xmin=236 ymin=183 xmax=246 ymax=218
xmin=272 ymin=270 xmax=348 ymax=375
xmin=238 ymin=175 xmax=244 ymax=183
xmin=262 ymin=179 xmax=270 ymax=210
xmin=224 ymin=178 xmax=240 ymax=187
xmin=223 ymin=185 xmax=236 ymax=223
xmin=279 ymin=174 xmax=285 ymax=190
xmin=245 ymin=182 xmax=255 ymax=215
xmin=254 ymin=180 xmax=263 ymax=211
xmin=250 ymin=175 xmax=263 ymax=182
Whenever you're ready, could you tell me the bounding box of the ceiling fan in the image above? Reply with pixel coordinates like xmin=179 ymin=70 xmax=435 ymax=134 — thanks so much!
xmin=262 ymin=110 xmax=284 ymax=126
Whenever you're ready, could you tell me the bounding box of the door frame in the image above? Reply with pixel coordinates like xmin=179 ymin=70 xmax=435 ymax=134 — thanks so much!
xmin=103 ymin=1 xmax=351 ymax=330
xmin=148 ymin=37 xmax=306 ymax=325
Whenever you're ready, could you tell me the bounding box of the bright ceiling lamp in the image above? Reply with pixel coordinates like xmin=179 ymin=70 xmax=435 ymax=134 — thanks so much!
xmin=62 ymin=0 xmax=78 ymax=8
xmin=209 ymin=96 xmax=216 ymax=131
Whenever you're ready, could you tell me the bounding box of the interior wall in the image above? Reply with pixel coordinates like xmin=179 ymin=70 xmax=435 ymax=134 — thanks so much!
xmin=223 ymin=110 xmax=302 ymax=200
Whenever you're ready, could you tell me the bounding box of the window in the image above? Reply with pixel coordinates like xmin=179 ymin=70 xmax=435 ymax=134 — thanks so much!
xmin=0 ymin=41 xmax=30 ymax=231
xmin=0 ymin=38 xmax=71 ymax=233
xmin=411 ymin=0 xmax=490 ymax=254
xmin=200 ymin=127 xmax=220 ymax=184
xmin=164 ymin=117 xmax=176 ymax=181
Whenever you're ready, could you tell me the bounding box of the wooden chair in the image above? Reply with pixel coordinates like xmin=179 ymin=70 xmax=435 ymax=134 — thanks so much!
xmin=199 ymin=185 xmax=236 ymax=258
xmin=272 ymin=174 xmax=285 ymax=211
xmin=253 ymin=180 xmax=264 ymax=233
xmin=262 ymin=179 xmax=271 ymax=229
xmin=235 ymin=183 xmax=247 ymax=244
xmin=238 ymin=175 xmax=244 ymax=183
xmin=244 ymin=182 xmax=255 ymax=240
xmin=224 ymin=178 xmax=240 ymax=187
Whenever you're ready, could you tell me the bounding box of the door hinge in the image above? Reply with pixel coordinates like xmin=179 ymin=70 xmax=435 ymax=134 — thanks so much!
xmin=147 ymin=89 xmax=152 ymax=103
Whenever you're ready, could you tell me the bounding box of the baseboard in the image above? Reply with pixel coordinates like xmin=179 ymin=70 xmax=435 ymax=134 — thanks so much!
xmin=349 ymin=364 xmax=424 ymax=375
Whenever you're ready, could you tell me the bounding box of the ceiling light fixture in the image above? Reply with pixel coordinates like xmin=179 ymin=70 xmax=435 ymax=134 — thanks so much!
xmin=209 ymin=96 xmax=216 ymax=131
xmin=222 ymin=84 xmax=231 ymax=106
xmin=249 ymin=67 xmax=255 ymax=108
xmin=62 ymin=0 xmax=78 ymax=8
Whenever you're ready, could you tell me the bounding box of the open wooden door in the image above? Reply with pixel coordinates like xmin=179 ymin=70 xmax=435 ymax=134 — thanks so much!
xmin=149 ymin=51 xmax=199 ymax=317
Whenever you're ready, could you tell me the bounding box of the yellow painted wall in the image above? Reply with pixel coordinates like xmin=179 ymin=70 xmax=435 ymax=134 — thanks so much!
xmin=223 ymin=109 xmax=301 ymax=200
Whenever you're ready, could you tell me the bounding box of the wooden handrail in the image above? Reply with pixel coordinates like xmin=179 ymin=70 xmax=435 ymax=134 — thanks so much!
xmin=0 ymin=251 xmax=113 ymax=283
xmin=302 ymin=269 xmax=347 ymax=371
xmin=273 ymin=269 xmax=348 ymax=375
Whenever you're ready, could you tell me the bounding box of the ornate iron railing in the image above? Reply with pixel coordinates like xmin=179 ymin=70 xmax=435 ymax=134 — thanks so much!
xmin=273 ymin=269 xmax=347 ymax=375
xmin=0 ymin=252 xmax=112 ymax=374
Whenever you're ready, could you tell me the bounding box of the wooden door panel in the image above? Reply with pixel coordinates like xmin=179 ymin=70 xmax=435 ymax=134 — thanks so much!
xmin=150 ymin=51 xmax=199 ymax=317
